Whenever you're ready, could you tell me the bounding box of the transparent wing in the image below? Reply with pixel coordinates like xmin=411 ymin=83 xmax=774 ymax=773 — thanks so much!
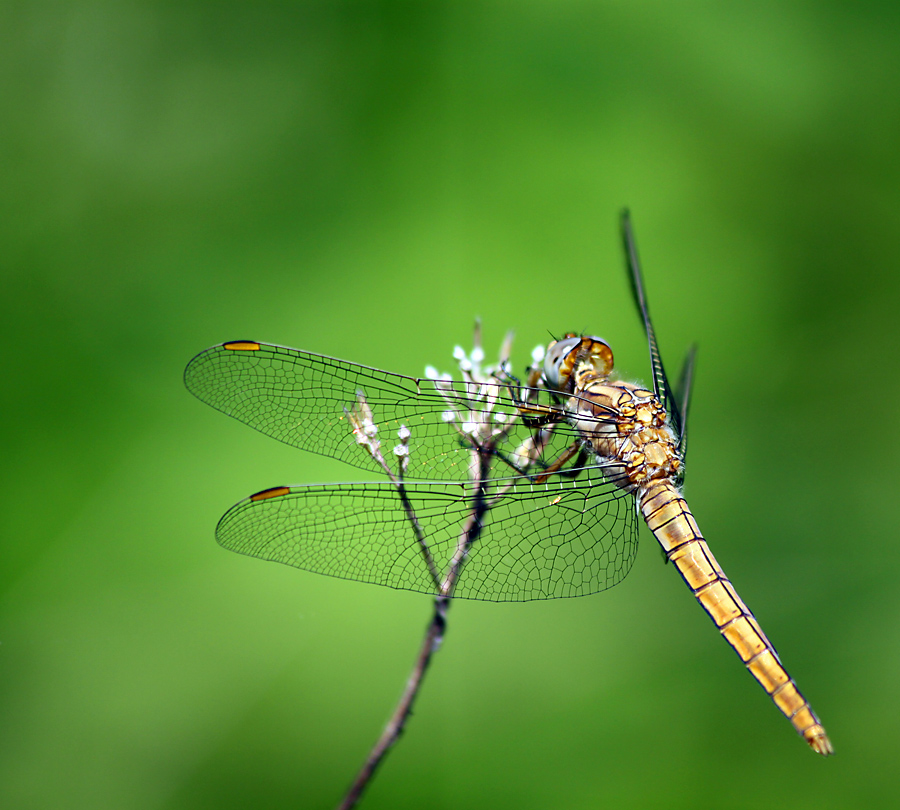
xmin=184 ymin=340 xmax=601 ymax=481
xmin=674 ymin=344 xmax=697 ymax=467
xmin=216 ymin=466 xmax=639 ymax=602
xmin=620 ymin=210 xmax=685 ymax=447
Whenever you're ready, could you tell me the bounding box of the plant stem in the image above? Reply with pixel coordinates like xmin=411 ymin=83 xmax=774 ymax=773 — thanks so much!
xmin=335 ymin=595 xmax=450 ymax=810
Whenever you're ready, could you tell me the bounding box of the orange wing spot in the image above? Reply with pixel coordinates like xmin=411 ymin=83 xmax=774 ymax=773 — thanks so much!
xmin=250 ymin=486 xmax=291 ymax=502
xmin=224 ymin=341 xmax=261 ymax=351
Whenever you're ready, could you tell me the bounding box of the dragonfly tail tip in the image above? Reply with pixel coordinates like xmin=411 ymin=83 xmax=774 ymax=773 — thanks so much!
xmin=805 ymin=726 xmax=834 ymax=756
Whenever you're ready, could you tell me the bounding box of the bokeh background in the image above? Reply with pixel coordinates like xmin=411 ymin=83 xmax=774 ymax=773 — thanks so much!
xmin=3 ymin=2 xmax=899 ymax=808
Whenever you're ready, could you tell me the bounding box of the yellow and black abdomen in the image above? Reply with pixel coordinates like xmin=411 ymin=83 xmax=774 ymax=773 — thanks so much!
xmin=640 ymin=480 xmax=833 ymax=755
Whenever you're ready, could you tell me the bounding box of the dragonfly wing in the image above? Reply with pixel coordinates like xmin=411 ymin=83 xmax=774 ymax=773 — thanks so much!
xmin=620 ymin=210 xmax=684 ymax=445
xmin=216 ymin=468 xmax=638 ymax=602
xmin=185 ymin=341 xmax=579 ymax=481
xmin=674 ymin=343 xmax=697 ymax=463
xmin=459 ymin=468 xmax=639 ymax=600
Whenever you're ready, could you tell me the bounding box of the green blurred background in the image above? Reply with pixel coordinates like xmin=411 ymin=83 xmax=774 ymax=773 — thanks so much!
xmin=3 ymin=2 xmax=899 ymax=808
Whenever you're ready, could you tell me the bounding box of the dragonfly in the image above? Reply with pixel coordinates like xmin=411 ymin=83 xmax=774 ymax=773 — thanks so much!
xmin=184 ymin=212 xmax=832 ymax=756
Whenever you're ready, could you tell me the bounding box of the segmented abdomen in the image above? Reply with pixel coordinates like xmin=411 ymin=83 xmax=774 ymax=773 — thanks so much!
xmin=640 ymin=480 xmax=833 ymax=755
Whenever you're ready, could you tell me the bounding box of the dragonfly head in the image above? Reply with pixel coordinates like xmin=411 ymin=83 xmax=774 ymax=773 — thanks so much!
xmin=544 ymin=334 xmax=614 ymax=392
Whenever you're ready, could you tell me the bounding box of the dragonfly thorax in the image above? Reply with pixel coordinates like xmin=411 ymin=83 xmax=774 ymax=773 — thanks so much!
xmin=567 ymin=377 xmax=681 ymax=493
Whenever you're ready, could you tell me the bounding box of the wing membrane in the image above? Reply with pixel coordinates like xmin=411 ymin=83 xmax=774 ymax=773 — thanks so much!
xmin=674 ymin=344 xmax=697 ymax=465
xmin=620 ymin=210 xmax=684 ymax=446
xmin=216 ymin=467 xmax=638 ymax=602
xmin=185 ymin=341 xmax=604 ymax=481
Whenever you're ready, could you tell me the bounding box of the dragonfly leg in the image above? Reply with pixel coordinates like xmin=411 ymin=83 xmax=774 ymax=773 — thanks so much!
xmin=501 ymin=370 xmax=567 ymax=430
xmin=533 ymin=442 xmax=587 ymax=484
xmin=492 ymin=422 xmax=561 ymax=476
xmin=514 ymin=402 xmax=565 ymax=430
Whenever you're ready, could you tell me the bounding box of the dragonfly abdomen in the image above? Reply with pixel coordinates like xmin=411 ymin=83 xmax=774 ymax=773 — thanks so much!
xmin=640 ymin=480 xmax=833 ymax=755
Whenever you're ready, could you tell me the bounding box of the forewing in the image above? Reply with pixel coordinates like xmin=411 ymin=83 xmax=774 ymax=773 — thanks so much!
xmin=620 ymin=210 xmax=684 ymax=443
xmin=185 ymin=341 xmax=599 ymax=481
xmin=674 ymin=344 xmax=697 ymax=464
xmin=215 ymin=467 xmax=639 ymax=602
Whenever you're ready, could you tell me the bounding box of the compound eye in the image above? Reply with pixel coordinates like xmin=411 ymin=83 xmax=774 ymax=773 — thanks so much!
xmin=544 ymin=335 xmax=614 ymax=391
xmin=543 ymin=336 xmax=582 ymax=390
xmin=584 ymin=336 xmax=614 ymax=378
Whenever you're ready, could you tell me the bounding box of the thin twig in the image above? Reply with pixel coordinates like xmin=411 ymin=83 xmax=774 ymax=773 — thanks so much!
xmin=336 ymin=453 xmax=490 ymax=809
xmin=335 ymin=346 xmax=543 ymax=808
xmin=335 ymin=595 xmax=449 ymax=810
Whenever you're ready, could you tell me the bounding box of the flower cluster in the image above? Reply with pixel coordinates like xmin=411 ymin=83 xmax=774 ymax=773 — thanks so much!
xmin=423 ymin=324 xmax=553 ymax=479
